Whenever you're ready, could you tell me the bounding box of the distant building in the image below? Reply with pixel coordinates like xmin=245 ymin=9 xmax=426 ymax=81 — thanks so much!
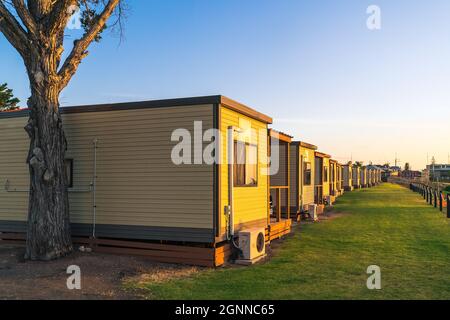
xmin=400 ymin=170 xmax=421 ymax=179
xmin=390 ymin=166 xmax=401 ymax=173
xmin=426 ymin=164 xmax=450 ymax=182
xmin=370 ymin=165 xmax=404 ymax=181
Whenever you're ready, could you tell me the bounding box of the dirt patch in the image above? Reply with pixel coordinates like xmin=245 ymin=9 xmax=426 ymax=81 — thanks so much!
xmin=299 ymin=210 xmax=349 ymax=225
xmin=319 ymin=209 xmax=349 ymax=221
xmin=0 ymin=245 xmax=201 ymax=300
xmin=125 ymin=265 xmax=200 ymax=285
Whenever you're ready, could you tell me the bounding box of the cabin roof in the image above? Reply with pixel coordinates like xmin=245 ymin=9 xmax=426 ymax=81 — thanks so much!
xmin=269 ymin=129 xmax=293 ymax=143
xmin=292 ymin=141 xmax=318 ymax=150
xmin=0 ymin=95 xmax=273 ymax=124
xmin=315 ymin=151 xmax=331 ymax=159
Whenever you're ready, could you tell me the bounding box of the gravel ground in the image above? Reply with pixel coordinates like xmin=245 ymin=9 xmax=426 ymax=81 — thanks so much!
xmin=0 ymin=244 xmax=199 ymax=300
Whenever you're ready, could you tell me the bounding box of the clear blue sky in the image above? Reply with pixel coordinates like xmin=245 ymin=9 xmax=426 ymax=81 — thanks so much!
xmin=1 ymin=0 xmax=450 ymax=169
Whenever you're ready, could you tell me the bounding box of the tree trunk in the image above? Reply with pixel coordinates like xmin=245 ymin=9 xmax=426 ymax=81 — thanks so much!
xmin=24 ymin=84 xmax=73 ymax=260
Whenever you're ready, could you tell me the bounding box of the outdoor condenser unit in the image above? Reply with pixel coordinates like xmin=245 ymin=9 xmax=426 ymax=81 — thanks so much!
xmin=326 ymin=195 xmax=333 ymax=206
xmin=308 ymin=204 xmax=319 ymax=221
xmin=237 ymin=228 xmax=266 ymax=264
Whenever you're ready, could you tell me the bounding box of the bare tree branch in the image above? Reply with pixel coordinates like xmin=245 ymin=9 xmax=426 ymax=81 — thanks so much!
xmin=12 ymin=0 xmax=38 ymax=36
xmin=46 ymin=0 xmax=77 ymax=37
xmin=58 ymin=0 xmax=120 ymax=90
xmin=0 ymin=0 xmax=30 ymax=58
xmin=26 ymin=0 xmax=53 ymax=20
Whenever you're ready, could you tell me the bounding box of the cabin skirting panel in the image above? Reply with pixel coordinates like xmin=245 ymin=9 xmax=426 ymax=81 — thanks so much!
xmin=0 ymin=231 xmax=231 ymax=267
xmin=266 ymin=219 xmax=292 ymax=242
xmin=0 ymin=220 xmax=214 ymax=243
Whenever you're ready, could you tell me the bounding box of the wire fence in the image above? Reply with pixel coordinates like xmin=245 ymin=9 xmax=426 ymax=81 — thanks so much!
xmin=387 ymin=177 xmax=449 ymax=218
xmin=409 ymin=181 xmax=450 ymax=219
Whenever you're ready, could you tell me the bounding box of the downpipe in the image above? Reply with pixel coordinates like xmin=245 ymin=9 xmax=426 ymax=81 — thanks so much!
xmin=226 ymin=126 xmax=241 ymax=251
xmin=92 ymin=138 xmax=98 ymax=239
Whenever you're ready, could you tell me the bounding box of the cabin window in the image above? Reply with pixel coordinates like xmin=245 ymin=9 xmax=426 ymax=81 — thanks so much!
xmin=303 ymin=162 xmax=312 ymax=186
xmin=324 ymin=166 xmax=329 ymax=182
xmin=233 ymin=141 xmax=258 ymax=187
xmin=65 ymin=159 xmax=73 ymax=188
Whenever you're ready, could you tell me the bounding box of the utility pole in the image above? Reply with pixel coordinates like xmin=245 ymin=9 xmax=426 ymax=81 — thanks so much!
xmin=431 ymin=156 xmax=436 ymax=182
xmin=394 ymin=153 xmax=401 ymax=169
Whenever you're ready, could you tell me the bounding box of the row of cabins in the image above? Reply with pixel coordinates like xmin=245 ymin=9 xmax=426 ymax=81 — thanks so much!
xmin=0 ymin=96 xmax=382 ymax=266
xmin=342 ymin=164 xmax=382 ymax=191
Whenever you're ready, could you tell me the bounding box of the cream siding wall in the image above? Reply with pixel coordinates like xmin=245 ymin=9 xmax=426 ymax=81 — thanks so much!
xmin=369 ymin=170 xmax=374 ymax=184
xmin=0 ymin=105 xmax=215 ymax=241
xmin=219 ymin=106 xmax=268 ymax=236
xmin=0 ymin=116 xmax=29 ymax=222
xmin=270 ymin=142 xmax=288 ymax=187
xmin=337 ymin=164 xmax=343 ymax=191
xmin=360 ymin=168 xmax=367 ymax=186
xmin=343 ymin=165 xmax=353 ymax=187
xmin=289 ymin=144 xmax=299 ymax=210
xmin=329 ymin=162 xmax=337 ymax=195
xmin=352 ymin=167 xmax=361 ymax=187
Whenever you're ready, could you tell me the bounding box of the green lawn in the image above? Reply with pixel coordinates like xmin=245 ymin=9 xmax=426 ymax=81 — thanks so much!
xmin=127 ymin=183 xmax=450 ymax=300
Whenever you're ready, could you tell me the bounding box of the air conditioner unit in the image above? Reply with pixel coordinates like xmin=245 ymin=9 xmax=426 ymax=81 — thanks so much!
xmin=326 ymin=195 xmax=334 ymax=206
xmin=236 ymin=228 xmax=266 ymax=265
xmin=308 ymin=204 xmax=318 ymax=221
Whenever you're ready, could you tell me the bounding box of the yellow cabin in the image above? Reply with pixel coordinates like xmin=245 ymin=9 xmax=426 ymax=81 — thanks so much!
xmin=267 ymin=129 xmax=293 ymax=239
xmin=329 ymin=159 xmax=338 ymax=199
xmin=289 ymin=141 xmax=318 ymax=215
xmin=314 ymin=151 xmax=332 ymax=205
xmin=0 ymin=95 xmax=275 ymax=266
xmin=336 ymin=163 xmax=344 ymax=195
xmin=343 ymin=163 xmax=354 ymax=191
xmin=360 ymin=166 xmax=368 ymax=188
xmin=352 ymin=165 xmax=361 ymax=189
xmin=368 ymin=168 xmax=374 ymax=187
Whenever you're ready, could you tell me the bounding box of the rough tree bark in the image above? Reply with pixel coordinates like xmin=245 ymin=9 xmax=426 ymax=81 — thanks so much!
xmin=25 ymin=85 xmax=72 ymax=260
xmin=0 ymin=0 xmax=122 ymax=260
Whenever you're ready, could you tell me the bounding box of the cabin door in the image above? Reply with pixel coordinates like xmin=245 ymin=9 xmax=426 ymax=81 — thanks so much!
xmin=314 ymin=158 xmax=324 ymax=204
xmin=299 ymin=155 xmax=303 ymax=210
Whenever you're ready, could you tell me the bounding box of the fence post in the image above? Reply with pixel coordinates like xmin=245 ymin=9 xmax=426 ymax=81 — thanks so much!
xmin=429 ymin=188 xmax=433 ymax=205
xmin=434 ymin=191 xmax=437 ymax=208
xmin=439 ymin=192 xmax=443 ymax=212
xmin=447 ymin=194 xmax=450 ymax=218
